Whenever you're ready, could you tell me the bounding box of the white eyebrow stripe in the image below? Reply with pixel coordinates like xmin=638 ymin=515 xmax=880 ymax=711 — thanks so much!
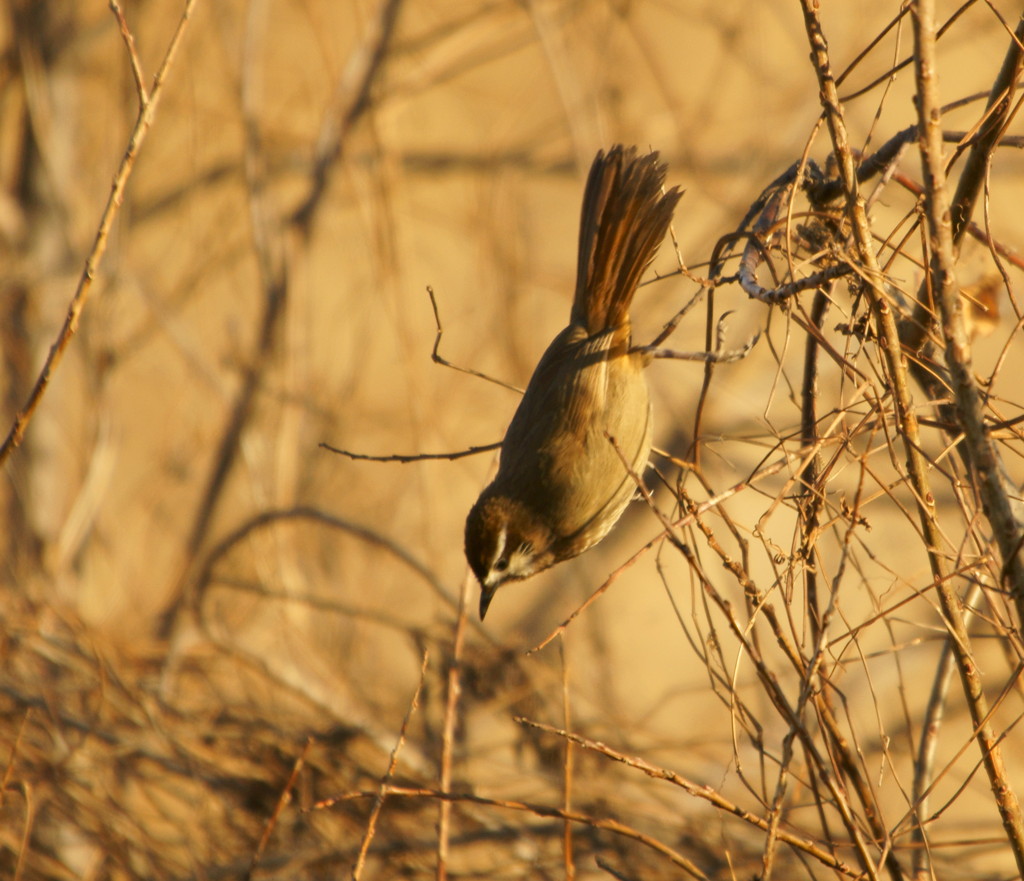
xmin=492 ymin=526 xmax=507 ymax=567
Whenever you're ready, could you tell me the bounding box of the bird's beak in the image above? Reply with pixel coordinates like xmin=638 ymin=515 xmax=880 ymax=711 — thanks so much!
xmin=479 ymin=584 xmax=497 ymax=620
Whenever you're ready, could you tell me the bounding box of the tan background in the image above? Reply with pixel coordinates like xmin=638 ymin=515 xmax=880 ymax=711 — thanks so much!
xmin=2 ymin=1 xmax=1023 ymax=878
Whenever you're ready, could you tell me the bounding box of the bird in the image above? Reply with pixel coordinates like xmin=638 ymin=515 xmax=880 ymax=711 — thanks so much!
xmin=465 ymin=145 xmax=682 ymax=619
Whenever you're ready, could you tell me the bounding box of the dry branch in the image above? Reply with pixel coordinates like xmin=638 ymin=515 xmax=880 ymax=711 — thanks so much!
xmin=0 ymin=0 xmax=200 ymax=465
xmin=910 ymin=1 xmax=1024 ymax=871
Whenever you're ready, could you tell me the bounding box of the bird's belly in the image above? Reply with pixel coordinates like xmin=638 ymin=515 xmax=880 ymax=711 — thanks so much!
xmin=497 ymin=346 xmax=652 ymax=545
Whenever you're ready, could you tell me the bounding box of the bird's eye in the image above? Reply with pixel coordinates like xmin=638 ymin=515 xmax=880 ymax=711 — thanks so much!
xmin=494 ymin=558 xmax=509 ymax=573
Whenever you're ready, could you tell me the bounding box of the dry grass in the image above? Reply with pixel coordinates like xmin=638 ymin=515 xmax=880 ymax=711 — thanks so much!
xmin=2 ymin=1 xmax=1024 ymax=879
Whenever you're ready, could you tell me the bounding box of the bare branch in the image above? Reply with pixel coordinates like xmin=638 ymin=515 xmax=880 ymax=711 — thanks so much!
xmin=320 ymin=440 xmax=501 ymax=463
xmin=0 ymin=0 xmax=201 ymax=466
xmin=911 ymin=1 xmax=1024 ymax=868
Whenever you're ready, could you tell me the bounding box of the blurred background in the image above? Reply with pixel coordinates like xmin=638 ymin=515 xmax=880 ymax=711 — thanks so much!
xmin=2 ymin=1 xmax=1023 ymax=878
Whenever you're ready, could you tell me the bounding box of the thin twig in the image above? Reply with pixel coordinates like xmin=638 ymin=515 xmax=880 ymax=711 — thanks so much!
xmin=910 ymin=581 xmax=983 ymax=877
xmin=428 ymin=286 xmax=522 ymax=392
xmin=320 ymin=440 xmax=502 ymax=463
xmin=516 ymin=718 xmax=861 ymax=878
xmin=437 ymin=573 xmax=473 ymax=880
xmin=321 ymin=785 xmax=709 ymax=879
xmin=948 ymin=14 xmax=1024 ymax=248
xmin=559 ymin=638 xmax=575 ymax=881
xmin=109 ymin=1 xmax=148 ymax=103
xmin=838 ymin=1 xmax=980 ymax=103
xmin=0 ymin=0 xmax=201 ymax=466
xmin=352 ymin=650 xmax=430 ymax=880
xmin=246 ymin=737 xmax=313 ymax=881
xmin=529 ymin=442 xmax=833 ymax=653
xmin=636 ymin=308 xmax=760 ymax=362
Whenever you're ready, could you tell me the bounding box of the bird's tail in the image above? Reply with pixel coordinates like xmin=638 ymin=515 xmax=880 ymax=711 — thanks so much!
xmin=571 ymin=145 xmax=681 ymax=336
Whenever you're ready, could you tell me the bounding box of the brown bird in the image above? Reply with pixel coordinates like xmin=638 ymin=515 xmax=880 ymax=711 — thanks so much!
xmin=465 ymin=145 xmax=682 ymax=619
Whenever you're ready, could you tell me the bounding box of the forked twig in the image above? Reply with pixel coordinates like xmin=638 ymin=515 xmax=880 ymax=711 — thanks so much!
xmin=428 ymin=286 xmax=522 ymax=392
xmin=109 ymin=1 xmax=147 ymax=102
xmin=634 ymin=311 xmax=760 ymax=363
